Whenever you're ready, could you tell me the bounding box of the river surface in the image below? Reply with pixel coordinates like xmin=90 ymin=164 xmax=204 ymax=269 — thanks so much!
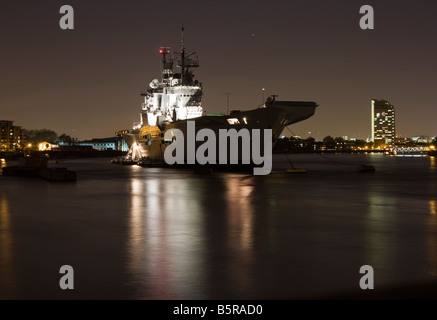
xmin=0 ymin=154 xmax=436 ymax=299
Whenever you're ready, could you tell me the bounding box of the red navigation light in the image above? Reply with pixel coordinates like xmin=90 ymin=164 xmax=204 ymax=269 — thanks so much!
xmin=167 ymin=50 xmax=170 ymax=54
xmin=181 ymin=50 xmax=184 ymax=53
xmin=159 ymin=49 xmax=163 ymax=54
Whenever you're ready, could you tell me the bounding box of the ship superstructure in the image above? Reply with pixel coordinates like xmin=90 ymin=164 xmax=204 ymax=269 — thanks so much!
xmin=118 ymin=29 xmax=318 ymax=166
xmin=138 ymin=28 xmax=203 ymax=130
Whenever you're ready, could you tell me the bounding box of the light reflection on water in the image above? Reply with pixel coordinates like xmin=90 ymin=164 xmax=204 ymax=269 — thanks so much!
xmin=365 ymin=184 xmax=397 ymax=282
xmin=0 ymin=193 xmax=15 ymax=298
xmin=0 ymin=158 xmax=6 ymax=170
xmin=427 ymin=200 xmax=437 ymax=278
xmin=225 ymin=176 xmax=254 ymax=250
xmin=224 ymin=176 xmax=255 ymax=293
xmin=128 ymin=173 xmax=259 ymax=299
xmin=1 ymin=154 xmax=437 ymax=299
xmin=128 ymin=175 xmax=206 ymax=299
xmin=427 ymin=156 xmax=437 ymax=277
xmin=430 ymin=200 xmax=437 ymax=215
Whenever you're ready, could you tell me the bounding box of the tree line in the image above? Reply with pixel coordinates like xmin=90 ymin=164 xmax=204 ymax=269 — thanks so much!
xmin=24 ymin=129 xmax=75 ymax=145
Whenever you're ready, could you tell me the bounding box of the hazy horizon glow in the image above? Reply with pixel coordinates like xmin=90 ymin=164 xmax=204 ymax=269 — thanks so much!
xmin=1 ymin=1 xmax=436 ymax=140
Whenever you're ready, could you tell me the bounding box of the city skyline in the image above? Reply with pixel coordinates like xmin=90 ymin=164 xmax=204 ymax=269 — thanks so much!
xmin=1 ymin=1 xmax=436 ymax=140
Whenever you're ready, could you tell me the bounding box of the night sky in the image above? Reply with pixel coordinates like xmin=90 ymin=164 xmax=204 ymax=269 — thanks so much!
xmin=1 ymin=0 xmax=436 ymax=140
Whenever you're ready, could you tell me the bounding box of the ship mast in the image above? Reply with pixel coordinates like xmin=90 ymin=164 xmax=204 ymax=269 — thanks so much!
xmin=159 ymin=46 xmax=173 ymax=85
xmin=176 ymin=27 xmax=199 ymax=86
xmin=181 ymin=27 xmax=185 ymax=84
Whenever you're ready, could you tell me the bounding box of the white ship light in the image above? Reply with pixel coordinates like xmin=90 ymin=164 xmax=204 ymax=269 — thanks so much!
xmin=38 ymin=142 xmax=52 ymax=151
xmin=227 ymin=118 xmax=240 ymax=125
xmin=243 ymin=117 xmax=247 ymax=124
xmin=133 ymin=142 xmax=140 ymax=153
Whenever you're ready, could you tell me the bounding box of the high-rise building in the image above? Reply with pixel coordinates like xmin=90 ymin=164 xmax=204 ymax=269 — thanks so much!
xmin=371 ymin=99 xmax=395 ymax=146
xmin=0 ymin=120 xmax=24 ymax=151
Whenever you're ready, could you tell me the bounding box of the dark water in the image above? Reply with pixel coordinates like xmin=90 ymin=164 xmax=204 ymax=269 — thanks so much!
xmin=0 ymin=154 xmax=436 ymax=299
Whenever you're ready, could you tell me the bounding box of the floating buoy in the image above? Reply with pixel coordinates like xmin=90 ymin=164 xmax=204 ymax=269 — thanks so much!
xmin=285 ymin=168 xmax=307 ymax=173
xmin=357 ymin=165 xmax=375 ymax=173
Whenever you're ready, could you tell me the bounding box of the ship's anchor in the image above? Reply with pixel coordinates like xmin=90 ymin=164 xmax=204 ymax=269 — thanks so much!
xmin=284 ymin=154 xmax=307 ymax=173
xmin=283 ymin=126 xmax=307 ymax=173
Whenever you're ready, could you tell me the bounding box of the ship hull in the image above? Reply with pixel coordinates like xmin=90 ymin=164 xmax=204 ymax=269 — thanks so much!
xmin=122 ymin=101 xmax=317 ymax=164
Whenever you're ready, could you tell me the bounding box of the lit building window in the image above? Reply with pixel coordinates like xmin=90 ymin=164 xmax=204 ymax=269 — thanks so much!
xmin=227 ymin=118 xmax=240 ymax=125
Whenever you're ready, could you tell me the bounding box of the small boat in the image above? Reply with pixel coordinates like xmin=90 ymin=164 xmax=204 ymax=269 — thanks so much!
xmin=1 ymin=156 xmax=77 ymax=181
xmin=2 ymin=156 xmax=47 ymax=177
xmin=38 ymin=167 xmax=77 ymax=182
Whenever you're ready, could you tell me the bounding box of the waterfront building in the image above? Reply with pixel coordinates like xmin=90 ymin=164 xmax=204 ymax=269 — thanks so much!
xmin=38 ymin=142 xmax=59 ymax=151
xmin=0 ymin=120 xmax=24 ymax=151
xmin=77 ymin=137 xmax=129 ymax=151
xmin=394 ymin=137 xmax=414 ymax=146
xmin=411 ymin=136 xmax=433 ymax=144
xmin=371 ymin=99 xmax=395 ymax=146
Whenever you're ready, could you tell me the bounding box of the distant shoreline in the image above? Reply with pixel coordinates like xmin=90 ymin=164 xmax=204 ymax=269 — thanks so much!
xmin=272 ymin=149 xmax=386 ymax=154
xmin=0 ymin=150 xmax=126 ymax=160
xmin=2 ymin=149 xmax=434 ymax=161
